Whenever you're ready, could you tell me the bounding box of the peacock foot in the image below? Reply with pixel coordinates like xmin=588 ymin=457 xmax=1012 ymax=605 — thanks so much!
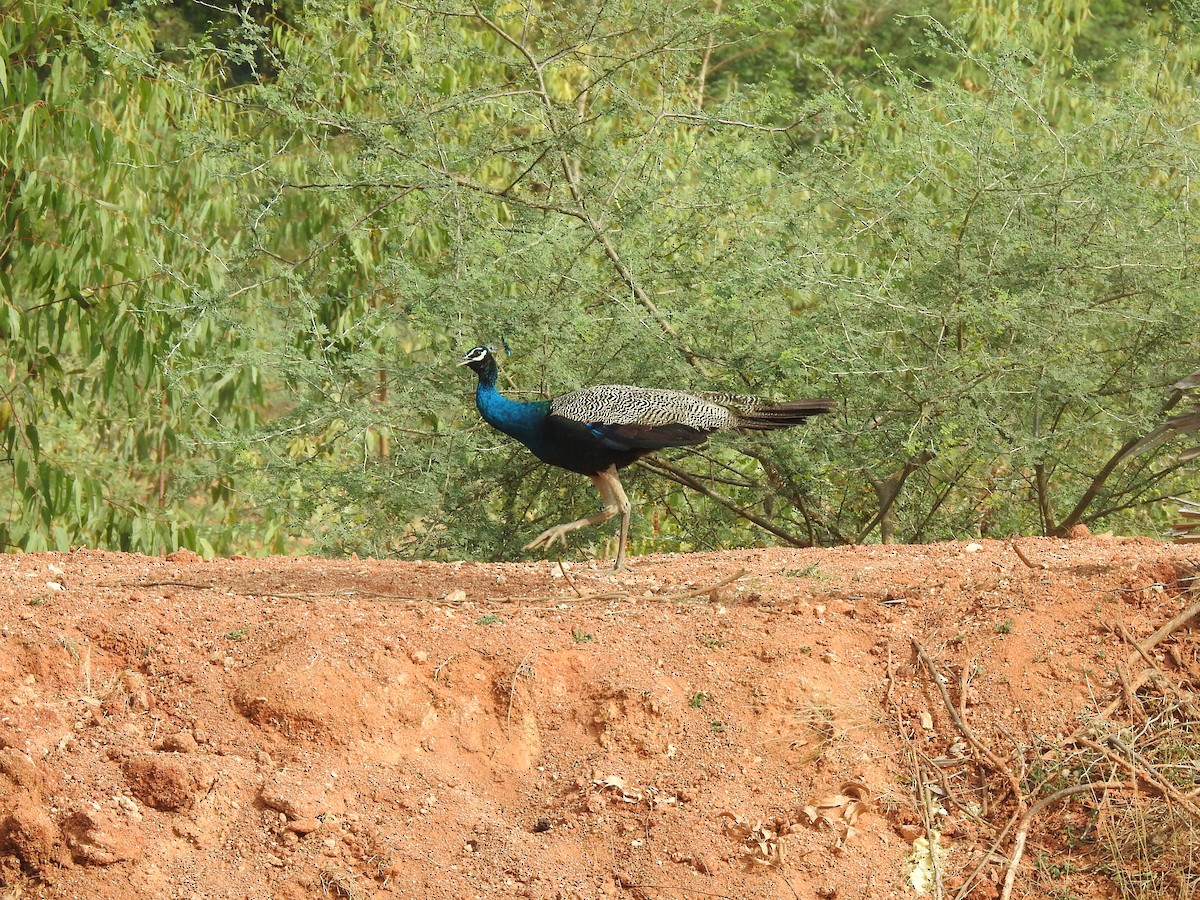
xmin=523 ymin=525 xmax=577 ymax=552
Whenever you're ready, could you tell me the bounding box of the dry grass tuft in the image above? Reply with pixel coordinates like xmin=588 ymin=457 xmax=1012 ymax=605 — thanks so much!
xmin=903 ymin=586 xmax=1200 ymax=900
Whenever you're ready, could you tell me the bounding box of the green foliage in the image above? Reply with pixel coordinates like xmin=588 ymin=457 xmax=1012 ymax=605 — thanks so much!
xmin=795 ymin=21 xmax=1200 ymax=541
xmin=2 ymin=0 xmax=1198 ymax=558
xmin=1 ymin=0 xmax=271 ymax=554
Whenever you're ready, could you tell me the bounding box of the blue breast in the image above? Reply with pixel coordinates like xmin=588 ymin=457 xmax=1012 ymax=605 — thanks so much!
xmin=476 ymin=384 xmax=550 ymax=450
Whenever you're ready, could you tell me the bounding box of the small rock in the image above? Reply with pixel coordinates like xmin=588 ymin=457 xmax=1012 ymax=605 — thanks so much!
xmin=0 ymin=800 xmax=66 ymax=877
xmin=0 ymin=747 xmax=54 ymax=794
xmin=260 ymin=773 xmax=326 ymax=821
xmin=897 ymin=822 xmax=924 ymax=841
xmin=62 ymin=809 xmax=143 ymax=866
xmin=156 ymin=731 xmax=198 ymax=754
xmin=120 ymin=671 xmax=153 ymax=711
xmin=122 ymin=754 xmax=214 ymax=811
xmin=166 ymin=549 xmax=202 ymax=563
xmin=287 ymin=817 xmax=322 ymax=836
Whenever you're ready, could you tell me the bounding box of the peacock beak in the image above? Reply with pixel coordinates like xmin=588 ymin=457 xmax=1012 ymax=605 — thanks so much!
xmin=456 ymin=355 xmax=473 ymax=367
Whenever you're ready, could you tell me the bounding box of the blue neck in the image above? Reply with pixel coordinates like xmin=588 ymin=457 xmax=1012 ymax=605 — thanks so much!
xmin=475 ymin=381 xmax=549 ymax=447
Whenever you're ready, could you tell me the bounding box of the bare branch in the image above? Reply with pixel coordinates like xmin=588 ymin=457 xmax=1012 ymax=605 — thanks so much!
xmin=638 ymin=458 xmax=811 ymax=547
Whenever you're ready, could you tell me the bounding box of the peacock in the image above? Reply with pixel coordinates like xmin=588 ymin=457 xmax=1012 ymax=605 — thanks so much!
xmin=459 ymin=345 xmax=836 ymax=569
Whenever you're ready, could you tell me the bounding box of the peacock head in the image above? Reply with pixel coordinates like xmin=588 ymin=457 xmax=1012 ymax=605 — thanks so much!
xmin=458 ymin=345 xmax=499 ymax=383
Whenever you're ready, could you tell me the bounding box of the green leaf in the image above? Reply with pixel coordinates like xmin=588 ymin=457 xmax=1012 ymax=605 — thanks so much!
xmin=15 ymin=101 xmax=40 ymax=150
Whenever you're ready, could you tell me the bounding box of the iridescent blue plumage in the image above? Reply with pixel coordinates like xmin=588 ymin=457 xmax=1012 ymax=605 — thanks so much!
xmin=459 ymin=345 xmax=834 ymax=568
xmin=473 ymin=368 xmax=550 ymax=452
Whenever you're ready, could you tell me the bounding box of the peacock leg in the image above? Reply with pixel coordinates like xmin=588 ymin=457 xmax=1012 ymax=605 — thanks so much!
xmin=604 ymin=468 xmax=632 ymax=570
xmin=524 ymin=465 xmax=631 ymax=569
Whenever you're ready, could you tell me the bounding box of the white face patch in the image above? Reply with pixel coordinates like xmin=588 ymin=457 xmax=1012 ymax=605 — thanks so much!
xmin=463 ymin=346 xmax=490 ymax=364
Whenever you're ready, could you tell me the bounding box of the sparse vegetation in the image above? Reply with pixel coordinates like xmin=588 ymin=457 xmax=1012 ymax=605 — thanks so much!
xmin=3 ymin=1 xmax=1198 ymax=558
xmin=905 ymin=573 xmax=1200 ymax=900
xmin=783 ymin=564 xmax=823 ymax=578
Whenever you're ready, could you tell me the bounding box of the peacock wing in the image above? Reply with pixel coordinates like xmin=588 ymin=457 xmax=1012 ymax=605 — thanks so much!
xmin=549 ymin=384 xmax=737 ymax=430
xmin=546 ymin=415 xmax=711 ymax=452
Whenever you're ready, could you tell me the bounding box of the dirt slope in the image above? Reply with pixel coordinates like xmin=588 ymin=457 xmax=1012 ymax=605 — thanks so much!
xmin=0 ymin=536 xmax=1197 ymax=900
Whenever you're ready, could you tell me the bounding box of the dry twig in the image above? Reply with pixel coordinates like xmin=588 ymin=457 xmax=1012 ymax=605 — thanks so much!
xmin=885 ymin=646 xmax=897 ymax=712
xmin=998 ymin=781 xmax=1131 ymax=900
xmin=1074 ymin=735 xmax=1200 ymax=819
xmin=1010 ymin=542 xmax=1047 ymax=570
xmin=664 ymin=569 xmax=747 ymax=601
xmin=912 ymin=640 xmax=1024 ymax=805
xmin=1069 ymin=596 xmax=1200 ymax=737
xmin=1113 ymin=620 xmax=1200 ymax=720
xmin=556 ymin=557 xmax=583 ymax=597
xmin=505 ymin=648 xmax=539 ymax=740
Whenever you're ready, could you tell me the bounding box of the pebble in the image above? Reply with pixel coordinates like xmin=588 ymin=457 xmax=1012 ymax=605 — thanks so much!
xmin=287 ymin=817 xmax=322 ymax=836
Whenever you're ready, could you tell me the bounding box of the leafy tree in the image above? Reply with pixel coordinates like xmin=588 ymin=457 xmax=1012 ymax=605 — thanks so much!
xmin=791 ymin=15 xmax=1200 ymax=541
xmin=1 ymin=1 xmax=268 ymax=552
xmin=3 ymin=0 xmax=1198 ymax=558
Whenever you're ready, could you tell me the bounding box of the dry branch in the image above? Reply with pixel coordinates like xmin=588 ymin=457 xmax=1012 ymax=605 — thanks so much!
xmin=1114 ymin=620 xmax=1200 ymax=720
xmin=1073 ymin=735 xmax=1200 ymax=819
xmin=1068 ymin=596 xmax=1200 ymax=736
xmin=1010 ymin=542 xmax=1047 ymax=570
xmin=998 ymin=782 xmax=1132 ymax=900
xmin=664 ymin=568 xmax=747 ymax=601
xmin=912 ymin=640 xmax=1024 ymax=805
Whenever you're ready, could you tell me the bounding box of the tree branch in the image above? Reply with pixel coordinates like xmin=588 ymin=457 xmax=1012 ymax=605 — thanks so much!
xmin=638 ymin=457 xmax=810 ymax=547
xmin=468 ymin=5 xmax=714 ymax=376
xmin=1055 ymin=434 xmax=1143 ymax=534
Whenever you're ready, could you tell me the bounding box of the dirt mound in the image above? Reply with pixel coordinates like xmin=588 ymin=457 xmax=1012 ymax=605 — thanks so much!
xmin=0 ymin=538 xmax=1197 ymax=899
